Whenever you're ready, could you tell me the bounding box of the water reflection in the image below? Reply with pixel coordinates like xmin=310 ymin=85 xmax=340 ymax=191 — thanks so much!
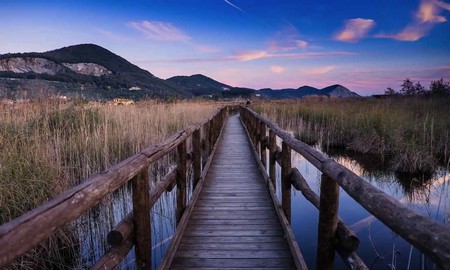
xmin=282 ymin=144 xmax=449 ymax=269
xmin=72 ymin=153 xmax=180 ymax=269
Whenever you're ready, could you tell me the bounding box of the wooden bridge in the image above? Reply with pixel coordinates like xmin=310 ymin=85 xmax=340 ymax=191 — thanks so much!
xmin=1 ymin=106 xmax=449 ymax=270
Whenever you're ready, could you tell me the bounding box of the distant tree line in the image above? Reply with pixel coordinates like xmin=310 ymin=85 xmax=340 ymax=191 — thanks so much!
xmin=385 ymin=78 xmax=450 ymax=96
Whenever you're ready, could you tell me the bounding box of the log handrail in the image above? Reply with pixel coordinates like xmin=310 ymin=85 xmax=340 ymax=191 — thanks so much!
xmin=0 ymin=106 xmax=231 ymax=269
xmin=239 ymin=105 xmax=450 ymax=270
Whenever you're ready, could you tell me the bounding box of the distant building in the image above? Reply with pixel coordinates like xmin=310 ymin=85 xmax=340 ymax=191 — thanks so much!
xmin=129 ymin=86 xmax=141 ymax=91
xmin=112 ymin=98 xmax=135 ymax=105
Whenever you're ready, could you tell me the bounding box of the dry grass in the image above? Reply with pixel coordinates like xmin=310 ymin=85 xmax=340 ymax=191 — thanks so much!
xmin=0 ymin=99 xmax=217 ymax=268
xmin=253 ymin=96 xmax=450 ymax=174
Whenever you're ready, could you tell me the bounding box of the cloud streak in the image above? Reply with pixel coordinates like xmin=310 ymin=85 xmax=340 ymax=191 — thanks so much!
xmin=139 ymin=51 xmax=356 ymax=64
xmin=376 ymin=0 xmax=449 ymax=41
xmin=302 ymin=65 xmax=336 ymax=75
xmin=224 ymin=0 xmax=244 ymax=12
xmin=334 ymin=18 xmax=375 ymax=42
xmin=271 ymin=65 xmax=285 ymax=74
xmin=127 ymin=20 xmax=190 ymax=41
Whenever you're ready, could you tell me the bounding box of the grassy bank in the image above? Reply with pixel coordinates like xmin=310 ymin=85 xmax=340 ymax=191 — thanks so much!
xmin=0 ymin=100 xmax=216 ymax=268
xmin=253 ymin=96 xmax=450 ymax=174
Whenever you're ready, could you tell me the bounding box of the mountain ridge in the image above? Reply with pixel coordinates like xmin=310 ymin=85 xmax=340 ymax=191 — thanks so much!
xmin=0 ymin=44 xmax=359 ymax=100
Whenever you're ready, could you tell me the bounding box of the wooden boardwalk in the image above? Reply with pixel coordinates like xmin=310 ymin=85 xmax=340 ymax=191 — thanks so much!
xmin=171 ymin=115 xmax=296 ymax=269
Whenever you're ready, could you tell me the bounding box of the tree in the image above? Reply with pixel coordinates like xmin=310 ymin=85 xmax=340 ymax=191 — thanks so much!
xmin=430 ymin=78 xmax=450 ymax=95
xmin=414 ymin=81 xmax=426 ymax=95
xmin=384 ymin=87 xmax=396 ymax=95
xmin=400 ymin=78 xmax=415 ymax=95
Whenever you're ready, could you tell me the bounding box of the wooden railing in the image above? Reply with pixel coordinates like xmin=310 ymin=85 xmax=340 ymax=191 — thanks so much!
xmin=239 ymin=106 xmax=450 ymax=270
xmin=0 ymin=106 xmax=229 ymax=269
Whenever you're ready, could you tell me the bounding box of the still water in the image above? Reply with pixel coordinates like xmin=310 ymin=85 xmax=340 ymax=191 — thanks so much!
xmin=75 ymin=137 xmax=449 ymax=270
xmin=281 ymin=147 xmax=449 ymax=269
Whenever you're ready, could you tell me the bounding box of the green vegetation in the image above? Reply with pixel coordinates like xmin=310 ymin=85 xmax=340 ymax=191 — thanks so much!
xmin=253 ymin=96 xmax=450 ymax=174
xmin=385 ymin=78 xmax=450 ymax=96
xmin=0 ymin=100 xmax=216 ymax=268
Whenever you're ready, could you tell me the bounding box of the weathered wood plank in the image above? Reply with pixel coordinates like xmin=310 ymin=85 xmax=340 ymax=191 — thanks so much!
xmin=168 ymin=115 xmax=298 ymax=269
xmin=171 ymin=258 xmax=295 ymax=268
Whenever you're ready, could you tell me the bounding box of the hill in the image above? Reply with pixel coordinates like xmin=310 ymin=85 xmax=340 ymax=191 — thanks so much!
xmin=258 ymin=85 xmax=358 ymax=99
xmin=0 ymin=44 xmax=186 ymax=99
xmin=166 ymin=74 xmax=231 ymax=96
xmin=0 ymin=43 xmax=359 ymax=100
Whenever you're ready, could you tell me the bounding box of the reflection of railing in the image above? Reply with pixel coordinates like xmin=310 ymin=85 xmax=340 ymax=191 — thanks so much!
xmin=239 ymin=106 xmax=450 ymax=270
xmin=0 ymin=107 xmax=229 ymax=269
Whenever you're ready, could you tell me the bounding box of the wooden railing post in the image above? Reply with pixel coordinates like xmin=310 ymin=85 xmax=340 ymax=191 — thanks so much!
xmin=260 ymin=122 xmax=267 ymax=168
xmin=176 ymin=141 xmax=187 ymax=224
xmin=202 ymin=122 xmax=210 ymax=168
xmin=317 ymin=174 xmax=340 ymax=270
xmin=269 ymin=130 xmax=276 ymax=189
xmin=132 ymin=168 xmax=151 ymax=270
xmin=192 ymin=128 xmax=201 ymax=188
xmin=281 ymin=141 xmax=291 ymax=223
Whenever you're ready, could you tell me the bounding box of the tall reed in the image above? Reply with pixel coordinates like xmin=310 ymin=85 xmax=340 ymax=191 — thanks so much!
xmin=253 ymin=96 xmax=450 ymax=174
xmin=0 ymin=99 xmax=217 ymax=268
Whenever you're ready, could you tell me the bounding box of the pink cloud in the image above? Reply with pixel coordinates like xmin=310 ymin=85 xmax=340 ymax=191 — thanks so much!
xmin=233 ymin=50 xmax=268 ymax=61
xmin=436 ymin=1 xmax=450 ymax=10
xmin=334 ymin=18 xmax=375 ymax=42
xmin=127 ymin=20 xmax=191 ymax=41
xmin=140 ymin=51 xmax=355 ymax=64
xmin=302 ymin=65 xmax=336 ymax=75
xmin=416 ymin=1 xmax=446 ymax=23
xmin=376 ymin=0 xmax=448 ymax=41
xmin=268 ymin=24 xmax=309 ymax=52
xmin=271 ymin=65 xmax=285 ymax=74
xmin=195 ymin=45 xmax=220 ymax=53
xmin=376 ymin=25 xmax=430 ymax=41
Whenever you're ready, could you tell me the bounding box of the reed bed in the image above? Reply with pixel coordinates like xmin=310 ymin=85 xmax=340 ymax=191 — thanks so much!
xmin=0 ymin=99 xmax=217 ymax=268
xmin=253 ymin=96 xmax=450 ymax=174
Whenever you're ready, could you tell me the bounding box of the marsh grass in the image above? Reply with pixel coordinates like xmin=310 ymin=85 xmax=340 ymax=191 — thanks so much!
xmin=253 ymin=96 xmax=450 ymax=174
xmin=0 ymin=99 xmax=217 ymax=268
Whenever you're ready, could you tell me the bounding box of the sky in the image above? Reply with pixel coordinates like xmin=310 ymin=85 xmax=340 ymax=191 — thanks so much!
xmin=1 ymin=0 xmax=450 ymax=95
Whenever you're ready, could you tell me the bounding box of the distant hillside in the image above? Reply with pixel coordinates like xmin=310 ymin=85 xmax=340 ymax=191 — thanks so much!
xmin=258 ymin=84 xmax=358 ymax=99
xmin=321 ymin=84 xmax=359 ymax=97
xmin=0 ymin=43 xmax=360 ymax=101
xmin=166 ymin=74 xmax=231 ymax=96
xmin=0 ymin=44 xmax=186 ymax=99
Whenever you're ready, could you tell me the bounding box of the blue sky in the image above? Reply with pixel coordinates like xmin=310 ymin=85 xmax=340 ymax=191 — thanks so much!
xmin=1 ymin=0 xmax=449 ymax=95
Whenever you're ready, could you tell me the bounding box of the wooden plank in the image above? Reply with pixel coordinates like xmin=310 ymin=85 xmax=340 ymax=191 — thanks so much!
xmin=178 ymin=242 xmax=289 ymax=251
xmin=175 ymin=250 xmax=292 ymax=259
xmin=171 ymin=258 xmax=295 ymax=268
xmin=167 ymin=114 xmax=299 ymax=269
xmin=159 ymin=112 xmax=226 ymax=270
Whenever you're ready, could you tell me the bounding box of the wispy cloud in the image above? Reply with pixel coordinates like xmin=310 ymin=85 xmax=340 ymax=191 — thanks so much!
xmin=195 ymin=45 xmax=220 ymax=53
xmin=302 ymin=65 xmax=336 ymax=75
xmin=233 ymin=50 xmax=268 ymax=61
xmin=376 ymin=0 xmax=449 ymax=41
xmin=138 ymin=51 xmax=355 ymax=64
xmin=269 ymin=24 xmax=309 ymax=52
xmin=127 ymin=20 xmax=190 ymax=41
xmin=436 ymin=1 xmax=450 ymax=10
xmin=334 ymin=18 xmax=375 ymax=42
xmin=271 ymin=65 xmax=285 ymax=74
xmin=224 ymin=0 xmax=244 ymax=12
